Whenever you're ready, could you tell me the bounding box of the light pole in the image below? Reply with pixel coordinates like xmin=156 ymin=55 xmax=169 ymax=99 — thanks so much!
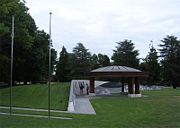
xmin=48 ymin=12 xmax=52 ymax=118
xmin=10 ymin=16 xmax=14 ymax=114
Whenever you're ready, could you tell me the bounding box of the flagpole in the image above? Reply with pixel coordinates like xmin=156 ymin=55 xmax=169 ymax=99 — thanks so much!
xmin=10 ymin=16 xmax=14 ymax=114
xmin=48 ymin=12 xmax=52 ymax=118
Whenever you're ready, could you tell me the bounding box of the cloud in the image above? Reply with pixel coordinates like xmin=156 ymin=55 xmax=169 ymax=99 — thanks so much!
xmin=26 ymin=0 xmax=180 ymax=58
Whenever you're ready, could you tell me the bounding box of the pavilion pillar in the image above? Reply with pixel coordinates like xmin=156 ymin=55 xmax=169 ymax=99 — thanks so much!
xmin=128 ymin=78 xmax=134 ymax=94
xmin=121 ymin=78 xmax=125 ymax=93
xmin=89 ymin=77 xmax=95 ymax=96
xmin=134 ymin=77 xmax=140 ymax=94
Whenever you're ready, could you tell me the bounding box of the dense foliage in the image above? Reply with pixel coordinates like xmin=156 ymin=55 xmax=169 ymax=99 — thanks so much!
xmin=56 ymin=46 xmax=69 ymax=82
xmin=90 ymin=53 xmax=110 ymax=69
xmin=159 ymin=35 xmax=180 ymax=88
xmin=140 ymin=45 xmax=161 ymax=84
xmin=55 ymin=44 xmax=111 ymax=81
xmin=0 ymin=0 xmax=57 ymax=84
xmin=111 ymin=40 xmax=139 ymax=68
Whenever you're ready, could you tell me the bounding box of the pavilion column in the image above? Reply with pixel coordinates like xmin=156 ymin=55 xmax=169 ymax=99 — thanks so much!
xmin=89 ymin=77 xmax=95 ymax=96
xmin=121 ymin=78 xmax=125 ymax=93
xmin=128 ymin=78 xmax=134 ymax=94
xmin=134 ymin=77 xmax=140 ymax=94
xmin=133 ymin=77 xmax=142 ymax=97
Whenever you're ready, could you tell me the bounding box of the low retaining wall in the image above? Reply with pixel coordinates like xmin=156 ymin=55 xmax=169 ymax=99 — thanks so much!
xmin=67 ymin=80 xmax=90 ymax=112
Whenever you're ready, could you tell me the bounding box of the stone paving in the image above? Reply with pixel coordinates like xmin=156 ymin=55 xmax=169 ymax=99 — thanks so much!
xmin=0 ymin=112 xmax=72 ymax=119
xmin=74 ymin=96 xmax=96 ymax=115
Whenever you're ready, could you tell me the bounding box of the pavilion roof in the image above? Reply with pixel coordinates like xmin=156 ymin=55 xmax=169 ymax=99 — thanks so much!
xmin=91 ymin=66 xmax=147 ymax=77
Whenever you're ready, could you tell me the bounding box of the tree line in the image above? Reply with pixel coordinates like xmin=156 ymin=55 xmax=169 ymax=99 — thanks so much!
xmin=56 ymin=43 xmax=111 ymax=82
xmin=0 ymin=0 xmax=180 ymax=88
xmin=56 ymin=36 xmax=180 ymax=88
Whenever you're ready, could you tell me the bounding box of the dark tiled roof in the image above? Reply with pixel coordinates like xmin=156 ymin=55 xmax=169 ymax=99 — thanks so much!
xmin=91 ymin=66 xmax=142 ymax=73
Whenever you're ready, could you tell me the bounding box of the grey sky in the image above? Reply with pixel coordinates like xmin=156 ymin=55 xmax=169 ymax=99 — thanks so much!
xmin=26 ymin=0 xmax=180 ymax=59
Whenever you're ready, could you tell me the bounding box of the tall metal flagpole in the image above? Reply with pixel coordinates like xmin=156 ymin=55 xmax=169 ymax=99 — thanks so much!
xmin=10 ymin=16 xmax=14 ymax=114
xmin=48 ymin=12 xmax=52 ymax=118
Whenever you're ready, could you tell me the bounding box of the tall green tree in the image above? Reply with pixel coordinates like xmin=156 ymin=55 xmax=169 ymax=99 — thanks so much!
xmin=0 ymin=0 xmax=36 ymax=83
xmin=90 ymin=53 xmax=110 ymax=69
xmin=140 ymin=45 xmax=160 ymax=84
xmin=111 ymin=40 xmax=139 ymax=68
xmin=71 ymin=43 xmax=91 ymax=78
xmin=159 ymin=35 xmax=180 ymax=88
xmin=0 ymin=0 xmax=57 ymax=84
xmin=90 ymin=54 xmax=99 ymax=70
xmin=29 ymin=30 xmax=52 ymax=83
xmin=98 ymin=53 xmax=110 ymax=67
xmin=56 ymin=46 xmax=69 ymax=82
xmin=65 ymin=53 xmax=76 ymax=80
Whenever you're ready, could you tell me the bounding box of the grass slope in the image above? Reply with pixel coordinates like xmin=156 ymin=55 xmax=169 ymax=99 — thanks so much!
xmin=0 ymin=83 xmax=70 ymax=110
xmin=0 ymin=87 xmax=180 ymax=128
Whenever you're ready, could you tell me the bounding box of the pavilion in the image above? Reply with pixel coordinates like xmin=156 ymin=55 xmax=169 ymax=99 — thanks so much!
xmin=89 ymin=66 xmax=148 ymax=97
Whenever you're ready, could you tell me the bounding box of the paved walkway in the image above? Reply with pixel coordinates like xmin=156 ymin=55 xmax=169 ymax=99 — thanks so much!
xmin=0 ymin=112 xmax=72 ymax=120
xmin=0 ymin=96 xmax=96 ymax=115
xmin=74 ymin=96 xmax=96 ymax=115
xmin=0 ymin=106 xmax=68 ymax=113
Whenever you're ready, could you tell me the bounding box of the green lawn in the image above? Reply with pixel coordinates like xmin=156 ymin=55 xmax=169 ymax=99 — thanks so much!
xmin=0 ymin=86 xmax=180 ymax=128
xmin=0 ymin=83 xmax=70 ymax=110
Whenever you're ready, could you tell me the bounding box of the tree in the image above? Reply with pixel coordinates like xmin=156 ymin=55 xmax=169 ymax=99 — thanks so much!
xmin=71 ymin=43 xmax=91 ymax=78
xmin=159 ymin=35 xmax=180 ymax=88
xmin=66 ymin=53 xmax=76 ymax=80
xmin=0 ymin=0 xmax=57 ymax=84
xmin=0 ymin=0 xmax=36 ymax=83
xmin=50 ymin=48 xmax=57 ymax=80
xmin=90 ymin=53 xmax=110 ymax=69
xmin=140 ymin=45 xmax=160 ymax=84
xmin=98 ymin=53 xmax=110 ymax=67
xmin=111 ymin=40 xmax=139 ymax=68
xmin=90 ymin=54 xmax=99 ymax=70
xmin=56 ymin=46 xmax=69 ymax=82
xmin=29 ymin=30 xmax=56 ymax=83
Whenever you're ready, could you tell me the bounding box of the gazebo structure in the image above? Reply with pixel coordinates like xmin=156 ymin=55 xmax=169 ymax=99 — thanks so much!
xmin=89 ymin=66 xmax=147 ymax=97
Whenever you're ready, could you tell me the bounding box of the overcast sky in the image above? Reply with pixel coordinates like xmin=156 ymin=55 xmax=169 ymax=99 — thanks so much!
xmin=26 ymin=0 xmax=180 ymax=59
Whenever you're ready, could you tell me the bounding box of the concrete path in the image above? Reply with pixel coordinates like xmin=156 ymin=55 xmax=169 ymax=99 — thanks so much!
xmin=0 ymin=112 xmax=72 ymax=120
xmin=0 ymin=106 xmax=68 ymax=113
xmin=74 ymin=96 xmax=96 ymax=115
xmin=0 ymin=96 xmax=96 ymax=115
